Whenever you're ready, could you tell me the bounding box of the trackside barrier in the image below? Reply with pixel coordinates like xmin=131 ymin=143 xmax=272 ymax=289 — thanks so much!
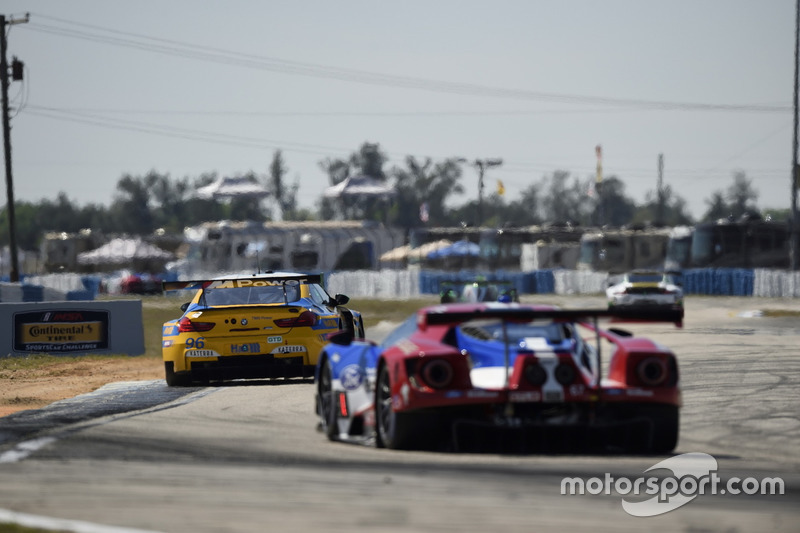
xmin=680 ymin=269 xmax=754 ymax=296
xmin=753 ymin=269 xmax=800 ymax=298
xmin=0 ymin=300 xmax=145 ymax=357
xmin=10 ymin=268 xmax=800 ymax=301
xmin=327 ymin=270 xmax=420 ymax=300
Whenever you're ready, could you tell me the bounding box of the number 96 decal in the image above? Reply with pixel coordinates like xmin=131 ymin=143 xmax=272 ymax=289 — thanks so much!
xmin=185 ymin=337 xmax=206 ymax=349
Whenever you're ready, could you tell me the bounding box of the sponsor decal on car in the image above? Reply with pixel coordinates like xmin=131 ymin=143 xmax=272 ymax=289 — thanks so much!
xmin=270 ymin=345 xmax=306 ymax=354
xmin=185 ymin=349 xmax=218 ymax=357
xmin=339 ymin=364 xmax=365 ymax=390
xmin=509 ymin=390 xmax=541 ymax=402
xmin=467 ymin=390 xmax=500 ymax=399
xmin=231 ymin=342 xmax=260 ymax=354
xmin=267 ymin=336 xmax=283 ymax=343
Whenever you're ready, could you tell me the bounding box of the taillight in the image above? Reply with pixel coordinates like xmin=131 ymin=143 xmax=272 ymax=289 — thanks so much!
xmin=178 ymin=317 xmax=215 ymax=332
xmin=636 ymin=357 xmax=668 ymax=386
xmin=554 ymin=363 xmax=576 ymax=385
xmin=523 ymin=362 xmax=547 ymax=386
xmin=274 ymin=310 xmax=318 ymax=328
xmin=420 ymin=359 xmax=454 ymax=389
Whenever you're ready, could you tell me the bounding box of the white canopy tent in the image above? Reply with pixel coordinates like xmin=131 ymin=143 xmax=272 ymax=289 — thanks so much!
xmin=196 ymin=176 xmax=270 ymax=200
xmin=323 ymin=175 xmax=396 ymax=199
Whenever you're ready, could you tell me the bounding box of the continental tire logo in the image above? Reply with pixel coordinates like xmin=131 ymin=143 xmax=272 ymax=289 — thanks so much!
xmin=14 ymin=309 xmax=109 ymax=352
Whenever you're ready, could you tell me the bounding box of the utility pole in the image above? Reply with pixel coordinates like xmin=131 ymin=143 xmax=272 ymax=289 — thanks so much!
xmin=472 ymin=158 xmax=502 ymax=227
xmin=657 ymin=154 xmax=665 ymax=226
xmin=792 ymin=0 xmax=799 ymax=271
xmin=595 ymin=145 xmax=603 ymax=226
xmin=1 ymin=12 xmax=29 ymax=282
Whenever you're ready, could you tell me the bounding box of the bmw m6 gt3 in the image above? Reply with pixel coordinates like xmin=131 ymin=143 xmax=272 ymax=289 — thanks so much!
xmin=162 ymin=272 xmax=363 ymax=386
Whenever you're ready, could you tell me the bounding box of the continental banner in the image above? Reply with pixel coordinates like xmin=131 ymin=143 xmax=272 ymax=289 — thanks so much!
xmin=13 ymin=309 xmax=109 ymax=353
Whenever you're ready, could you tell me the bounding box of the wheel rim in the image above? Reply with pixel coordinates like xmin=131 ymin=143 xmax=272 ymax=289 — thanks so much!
xmin=319 ymin=363 xmax=334 ymax=430
xmin=377 ymin=368 xmax=394 ymax=443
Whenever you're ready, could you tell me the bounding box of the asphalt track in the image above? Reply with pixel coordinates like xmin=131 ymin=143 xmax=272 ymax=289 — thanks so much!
xmin=0 ymin=296 xmax=798 ymax=532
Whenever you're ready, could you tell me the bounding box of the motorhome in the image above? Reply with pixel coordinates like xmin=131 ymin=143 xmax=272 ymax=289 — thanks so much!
xmin=578 ymin=227 xmax=672 ymax=274
xmin=178 ymin=220 xmax=404 ymax=277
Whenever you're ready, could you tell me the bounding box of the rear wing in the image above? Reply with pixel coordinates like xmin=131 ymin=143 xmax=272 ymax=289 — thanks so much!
xmin=421 ymin=304 xmax=683 ymax=328
xmin=162 ymin=274 xmax=323 ymax=293
xmin=421 ymin=304 xmax=682 ymax=388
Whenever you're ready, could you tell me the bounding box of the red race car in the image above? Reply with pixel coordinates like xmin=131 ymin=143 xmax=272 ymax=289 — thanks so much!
xmin=315 ymin=303 xmax=682 ymax=453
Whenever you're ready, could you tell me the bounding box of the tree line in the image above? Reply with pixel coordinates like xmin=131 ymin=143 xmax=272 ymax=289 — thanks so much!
xmin=0 ymin=142 xmax=786 ymax=251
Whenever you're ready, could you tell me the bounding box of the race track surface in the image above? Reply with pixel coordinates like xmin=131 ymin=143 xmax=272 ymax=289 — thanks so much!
xmin=0 ymin=296 xmax=798 ymax=532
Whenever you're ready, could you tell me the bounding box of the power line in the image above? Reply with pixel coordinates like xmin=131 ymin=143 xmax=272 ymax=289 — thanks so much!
xmin=22 ymin=13 xmax=792 ymax=113
xmin=25 ymin=105 xmax=789 ymax=184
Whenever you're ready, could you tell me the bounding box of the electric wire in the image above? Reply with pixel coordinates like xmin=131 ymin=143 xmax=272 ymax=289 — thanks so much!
xmin=22 ymin=13 xmax=791 ymax=113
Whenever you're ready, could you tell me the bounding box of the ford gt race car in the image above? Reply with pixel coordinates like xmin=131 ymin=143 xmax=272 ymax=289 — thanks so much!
xmin=315 ymin=303 xmax=682 ymax=453
xmin=161 ymin=272 xmax=363 ymax=386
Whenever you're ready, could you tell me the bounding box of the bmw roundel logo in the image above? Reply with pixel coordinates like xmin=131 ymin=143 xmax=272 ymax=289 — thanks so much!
xmin=340 ymin=364 xmax=364 ymax=390
xmin=241 ymin=318 xmax=248 ymax=326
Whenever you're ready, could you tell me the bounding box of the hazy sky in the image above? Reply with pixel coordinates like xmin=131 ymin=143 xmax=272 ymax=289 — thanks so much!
xmin=1 ymin=1 xmax=795 ymax=220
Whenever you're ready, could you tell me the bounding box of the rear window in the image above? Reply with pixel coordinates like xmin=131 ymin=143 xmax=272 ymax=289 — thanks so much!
xmin=204 ymin=284 xmax=299 ymax=306
xmin=628 ymin=273 xmax=663 ymax=283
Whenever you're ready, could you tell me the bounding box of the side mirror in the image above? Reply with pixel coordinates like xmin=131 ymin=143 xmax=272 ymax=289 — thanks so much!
xmin=334 ymin=293 xmax=350 ymax=306
xmin=180 ymin=302 xmax=190 ymax=312
xmin=327 ymin=329 xmax=354 ymax=346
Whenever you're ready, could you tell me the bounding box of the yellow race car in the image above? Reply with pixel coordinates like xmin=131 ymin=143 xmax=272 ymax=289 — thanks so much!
xmin=161 ymin=272 xmax=363 ymax=386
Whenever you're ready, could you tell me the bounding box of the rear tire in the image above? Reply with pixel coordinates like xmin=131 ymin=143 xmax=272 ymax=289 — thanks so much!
xmin=317 ymin=358 xmax=339 ymax=441
xmin=375 ymin=364 xmax=416 ymax=450
xmin=164 ymin=361 xmax=191 ymax=387
xmin=649 ymin=405 xmax=679 ymax=453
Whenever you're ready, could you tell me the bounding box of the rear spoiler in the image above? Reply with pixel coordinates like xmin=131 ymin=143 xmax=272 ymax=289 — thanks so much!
xmin=162 ymin=274 xmax=324 ymax=293
xmin=422 ymin=305 xmax=683 ymax=328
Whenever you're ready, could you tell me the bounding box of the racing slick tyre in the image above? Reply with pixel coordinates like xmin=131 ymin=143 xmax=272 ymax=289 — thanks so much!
xmin=164 ymin=362 xmax=192 ymax=387
xmin=649 ymin=404 xmax=679 ymax=454
xmin=375 ymin=364 xmax=417 ymax=450
xmin=317 ymin=358 xmax=339 ymax=441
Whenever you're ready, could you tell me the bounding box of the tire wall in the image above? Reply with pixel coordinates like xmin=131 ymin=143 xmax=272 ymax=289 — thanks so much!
xmin=328 ymin=268 xmax=800 ymax=299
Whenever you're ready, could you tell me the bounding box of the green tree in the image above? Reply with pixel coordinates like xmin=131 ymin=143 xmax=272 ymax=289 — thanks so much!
xmin=267 ymin=150 xmax=301 ymax=221
xmin=390 ymin=156 xmax=464 ymax=229
xmin=318 ymin=142 xmax=392 ymax=221
xmin=540 ymin=171 xmax=592 ymax=225
xmin=701 ymin=190 xmax=730 ymax=222
xmin=632 ymin=184 xmax=693 ymax=227
xmin=726 ymin=170 xmax=759 ymax=219
xmin=108 ymin=173 xmax=158 ymax=234
xmin=593 ymin=176 xmax=636 ymax=227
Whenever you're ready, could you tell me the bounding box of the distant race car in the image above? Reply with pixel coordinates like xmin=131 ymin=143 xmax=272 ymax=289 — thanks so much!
xmin=315 ymin=303 xmax=682 ymax=453
xmin=161 ymin=272 xmax=363 ymax=386
xmin=439 ymin=280 xmax=520 ymax=304
xmin=606 ymin=271 xmax=684 ymax=312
